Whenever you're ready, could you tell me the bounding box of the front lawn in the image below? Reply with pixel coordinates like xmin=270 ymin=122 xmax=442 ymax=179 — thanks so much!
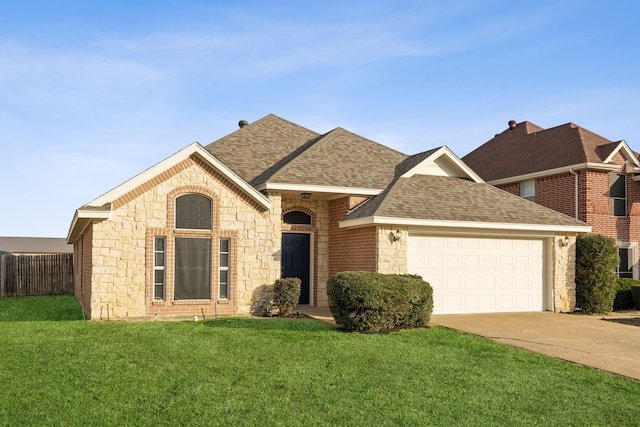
xmin=1 ymin=296 xmax=639 ymax=426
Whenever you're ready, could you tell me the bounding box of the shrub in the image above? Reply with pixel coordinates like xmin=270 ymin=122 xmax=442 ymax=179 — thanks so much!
xmin=614 ymin=278 xmax=640 ymax=310
xmin=631 ymin=286 xmax=640 ymax=310
xmin=327 ymin=271 xmax=433 ymax=333
xmin=575 ymin=234 xmax=619 ymax=314
xmin=272 ymin=278 xmax=301 ymax=316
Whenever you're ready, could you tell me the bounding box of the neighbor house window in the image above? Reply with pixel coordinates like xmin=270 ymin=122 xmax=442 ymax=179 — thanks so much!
xmin=610 ymin=174 xmax=626 ymax=217
xmin=153 ymin=236 xmax=166 ymax=300
xmin=219 ymin=238 xmax=230 ymax=300
xmin=520 ymin=179 xmax=535 ymax=202
xmin=176 ymin=193 xmax=212 ymax=229
xmin=174 ymin=237 xmax=211 ymax=300
xmin=617 ymin=244 xmax=637 ymax=279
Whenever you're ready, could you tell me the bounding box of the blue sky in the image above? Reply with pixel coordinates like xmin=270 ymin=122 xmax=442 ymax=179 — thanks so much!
xmin=1 ymin=0 xmax=639 ymax=237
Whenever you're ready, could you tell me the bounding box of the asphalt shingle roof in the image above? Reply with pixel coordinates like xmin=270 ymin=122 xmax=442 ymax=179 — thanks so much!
xmin=205 ymin=114 xmax=321 ymax=185
xmin=345 ymin=174 xmax=588 ymax=227
xmin=205 ymin=114 xmax=407 ymax=189
xmin=268 ymin=127 xmax=407 ymax=189
xmin=462 ymin=121 xmax=619 ymax=182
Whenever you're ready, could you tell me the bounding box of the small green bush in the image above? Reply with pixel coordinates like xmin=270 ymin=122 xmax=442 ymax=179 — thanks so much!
xmin=614 ymin=278 xmax=640 ymax=310
xmin=272 ymin=278 xmax=301 ymax=316
xmin=631 ymin=286 xmax=640 ymax=310
xmin=575 ymin=234 xmax=619 ymax=314
xmin=327 ymin=271 xmax=433 ymax=333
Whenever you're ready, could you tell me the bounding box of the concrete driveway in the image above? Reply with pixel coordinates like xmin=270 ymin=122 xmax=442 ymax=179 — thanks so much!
xmin=432 ymin=312 xmax=640 ymax=381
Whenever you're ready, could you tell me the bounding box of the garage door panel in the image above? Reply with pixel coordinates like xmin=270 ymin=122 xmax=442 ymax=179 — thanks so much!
xmin=408 ymin=235 xmax=545 ymax=314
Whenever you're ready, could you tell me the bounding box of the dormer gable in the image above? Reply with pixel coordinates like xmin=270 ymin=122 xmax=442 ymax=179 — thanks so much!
xmin=400 ymin=146 xmax=484 ymax=183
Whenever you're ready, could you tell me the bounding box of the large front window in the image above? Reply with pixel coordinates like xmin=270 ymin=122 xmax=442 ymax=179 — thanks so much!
xmin=174 ymin=193 xmax=213 ymax=300
xmin=174 ymin=237 xmax=211 ymax=300
xmin=610 ymin=174 xmax=626 ymax=217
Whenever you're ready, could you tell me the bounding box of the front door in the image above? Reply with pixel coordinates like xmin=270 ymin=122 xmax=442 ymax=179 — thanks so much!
xmin=281 ymin=233 xmax=311 ymax=305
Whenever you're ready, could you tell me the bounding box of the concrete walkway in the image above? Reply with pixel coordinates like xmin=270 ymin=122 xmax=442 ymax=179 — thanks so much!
xmin=298 ymin=307 xmax=640 ymax=381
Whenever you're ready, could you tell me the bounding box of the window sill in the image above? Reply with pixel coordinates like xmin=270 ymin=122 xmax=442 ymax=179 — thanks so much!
xmin=172 ymin=299 xmax=212 ymax=305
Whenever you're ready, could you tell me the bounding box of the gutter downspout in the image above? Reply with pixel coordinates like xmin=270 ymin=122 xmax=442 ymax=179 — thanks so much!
xmin=569 ymin=168 xmax=579 ymax=220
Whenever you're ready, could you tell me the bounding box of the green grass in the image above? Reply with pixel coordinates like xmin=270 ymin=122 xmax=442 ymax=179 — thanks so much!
xmin=1 ymin=296 xmax=640 ymax=426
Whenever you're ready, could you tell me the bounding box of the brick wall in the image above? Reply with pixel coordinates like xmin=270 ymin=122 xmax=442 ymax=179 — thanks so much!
xmin=328 ymin=197 xmax=376 ymax=277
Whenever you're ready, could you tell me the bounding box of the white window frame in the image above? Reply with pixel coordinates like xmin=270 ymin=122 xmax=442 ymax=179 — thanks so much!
xmin=617 ymin=242 xmax=638 ymax=279
xmin=153 ymin=236 xmax=166 ymax=301
xmin=520 ymin=179 xmax=535 ymax=202
xmin=219 ymin=238 xmax=230 ymax=300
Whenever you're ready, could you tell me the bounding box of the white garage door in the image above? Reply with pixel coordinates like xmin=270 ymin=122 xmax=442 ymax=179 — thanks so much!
xmin=407 ymin=235 xmax=545 ymax=315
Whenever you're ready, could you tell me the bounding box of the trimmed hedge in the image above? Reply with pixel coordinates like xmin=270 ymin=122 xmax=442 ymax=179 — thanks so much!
xmin=614 ymin=278 xmax=640 ymax=310
xmin=575 ymin=234 xmax=619 ymax=314
xmin=272 ymin=278 xmax=301 ymax=316
xmin=327 ymin=271 xmax=433 ymax=333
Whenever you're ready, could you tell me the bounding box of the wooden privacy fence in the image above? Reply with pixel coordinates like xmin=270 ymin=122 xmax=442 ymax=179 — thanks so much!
xmin=0 ymin=254 xmax=74 ymax=297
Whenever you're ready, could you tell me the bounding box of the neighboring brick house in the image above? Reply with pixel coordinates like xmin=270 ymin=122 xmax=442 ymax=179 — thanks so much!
xmin=67 ymin=114 xmax=589 ymax=320
xmin=463 ymin=120 xmax=639 ymax=279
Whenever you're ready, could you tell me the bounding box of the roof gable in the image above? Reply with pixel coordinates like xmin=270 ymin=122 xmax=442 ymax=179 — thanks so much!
xmin=67 ymin=143 xmax=271 ymax=242
xmin=399 ymin=146 xmax=483 ymax=183
xmin=462 ymin=121 xmax=637 ymax=182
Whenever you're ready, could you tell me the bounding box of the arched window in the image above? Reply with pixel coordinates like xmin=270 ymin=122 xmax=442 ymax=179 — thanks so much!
xmin=176 ymin=194 xmax=212 ymax=230
xmin=283 ymin=210 xmax=312 ymax=225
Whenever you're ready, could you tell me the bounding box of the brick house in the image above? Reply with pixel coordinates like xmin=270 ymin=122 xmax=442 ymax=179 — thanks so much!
xmin=463 ymin=120 xmax=639 ymax=279
xmin=67 ymin=114 xmax=589 ymax=319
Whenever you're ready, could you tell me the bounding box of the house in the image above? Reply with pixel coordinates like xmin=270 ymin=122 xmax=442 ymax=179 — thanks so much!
xmin=0 ymin=236 xmax=72 ymax=256
xmin=463 ymin=120 xmax=639 ymax=279
xmin=66 ymin=114 xmax=590 ymax=319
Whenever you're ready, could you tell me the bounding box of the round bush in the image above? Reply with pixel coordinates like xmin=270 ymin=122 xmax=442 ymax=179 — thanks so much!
xmin=327 ymin=271 xmax=433 ymax=333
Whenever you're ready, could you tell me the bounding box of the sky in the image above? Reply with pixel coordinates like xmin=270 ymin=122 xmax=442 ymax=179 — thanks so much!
xmin=1 ymin=0 xmax=639 ymax=238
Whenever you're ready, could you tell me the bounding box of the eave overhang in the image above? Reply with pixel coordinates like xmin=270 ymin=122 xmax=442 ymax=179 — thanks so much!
xmin=488 ymin=162 xmax=620 ymax=186
xmin=339 ymin=216 xmax=592 ymax=234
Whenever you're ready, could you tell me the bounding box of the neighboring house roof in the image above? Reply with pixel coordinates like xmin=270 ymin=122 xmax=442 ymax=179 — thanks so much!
xmin=0 ymin=237 xmax=72 ymax=254
xmin=463 ymin=121 xmax=639 ymax=183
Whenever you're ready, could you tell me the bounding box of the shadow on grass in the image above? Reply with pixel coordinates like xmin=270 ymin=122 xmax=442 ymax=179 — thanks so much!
xmin=0 ymin=295 xmax=85 ymax=322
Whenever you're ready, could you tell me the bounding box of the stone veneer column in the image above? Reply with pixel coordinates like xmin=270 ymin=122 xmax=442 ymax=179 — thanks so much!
xmin=552 ymin=234 xmax=577 ymax=312
xmin=376 ymin=225 xmax=408 ymax=274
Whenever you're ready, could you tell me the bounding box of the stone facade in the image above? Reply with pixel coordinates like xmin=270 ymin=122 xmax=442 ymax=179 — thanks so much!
xmin=75 ymin=155 xmax=281 ymax=320
xmin=551 ymin=234 xmax=577 ymax=312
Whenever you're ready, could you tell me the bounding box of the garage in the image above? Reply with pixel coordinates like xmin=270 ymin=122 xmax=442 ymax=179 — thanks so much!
xmin=407 ymin=235 xmax=545 ymax=315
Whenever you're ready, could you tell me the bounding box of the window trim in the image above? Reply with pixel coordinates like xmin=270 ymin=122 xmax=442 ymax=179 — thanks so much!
xmin=175 ymin=193 xmax=213 ymax=230
xmin=219 ymin=238 xmax=230 ymax=300
xmin=617 ymin=242 xmax=638 ymax=279
xmin=153 ymin=236 xmax=166 ymax=301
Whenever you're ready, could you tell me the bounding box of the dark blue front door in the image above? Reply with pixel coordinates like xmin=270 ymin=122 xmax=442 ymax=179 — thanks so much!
xmin=281 ymin=233 xmax=311 ymax=305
